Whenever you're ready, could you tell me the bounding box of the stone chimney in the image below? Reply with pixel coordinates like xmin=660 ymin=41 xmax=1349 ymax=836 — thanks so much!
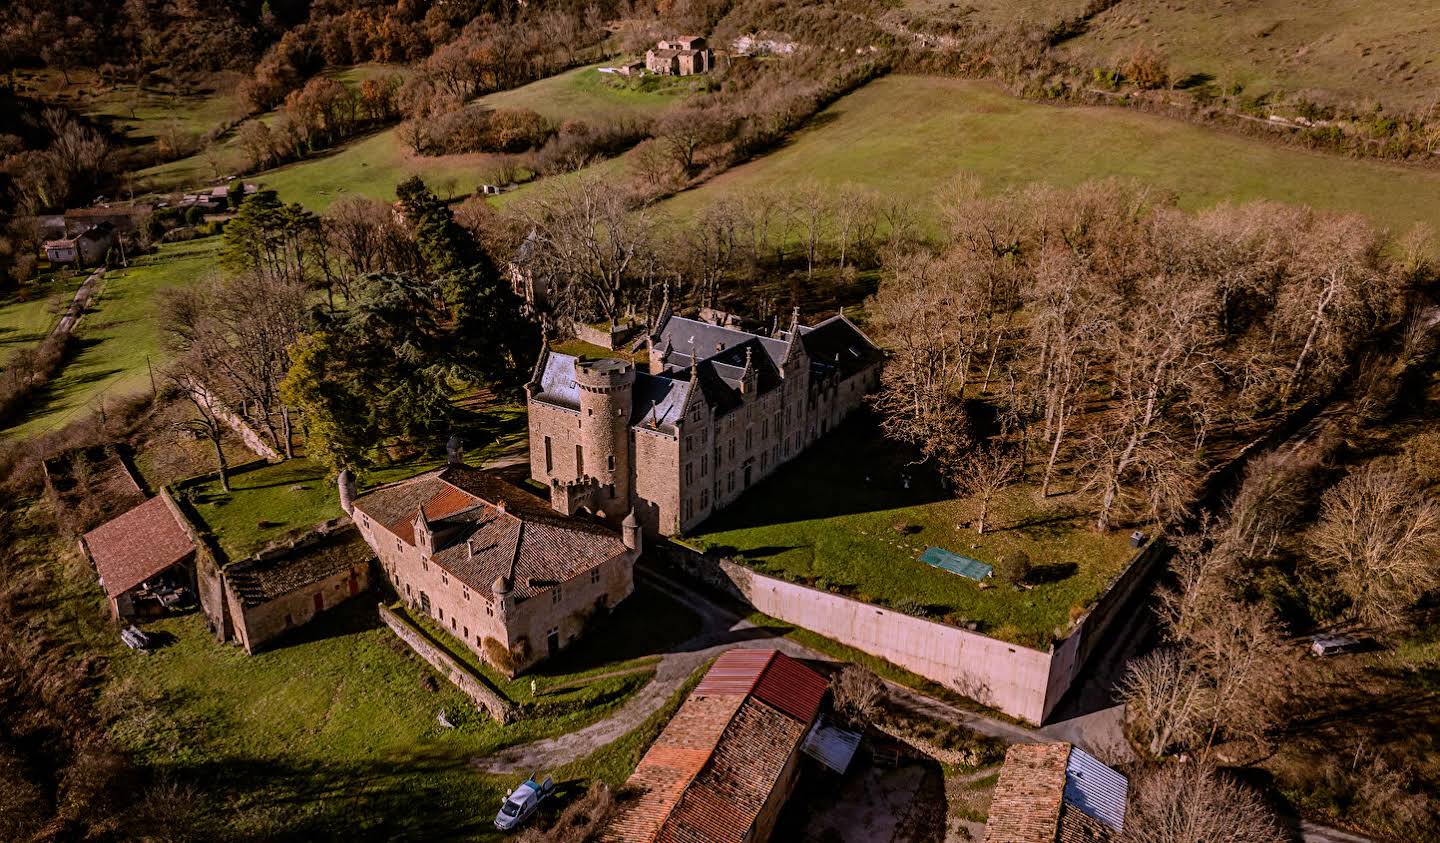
xmin=337 ymin=469 xmax=357 ymax=515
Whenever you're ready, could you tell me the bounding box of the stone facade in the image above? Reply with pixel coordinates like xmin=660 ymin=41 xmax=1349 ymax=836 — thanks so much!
xmin=221 ymin=525 xmax=373 ymax=654
xmin=645 ymin=36 xmax=714 ymax=76
xmin=527 ymin=308 xmax=883 ymax=535
xmin=348 ymin=463 xmax=641 ymax=676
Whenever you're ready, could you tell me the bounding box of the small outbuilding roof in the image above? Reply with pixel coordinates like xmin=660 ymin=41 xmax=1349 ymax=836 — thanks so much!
xmin=985 ymin=742 xmax=1127 ymax=843
xmin=83 ymin=496 xmax=195 ymax=599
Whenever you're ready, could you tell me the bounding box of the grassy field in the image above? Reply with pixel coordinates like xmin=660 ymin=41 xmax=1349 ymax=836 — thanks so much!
xmin=659 ymin=75 xmax=1440 ymax=240
xmin=183 ymin=458 xmax=341 ymax=561
xmin=145 ymin=63 xmax=695 ymax=211
xmin=104 ymin=596 xmax=700 ymax=840
xmin=899 ymin=0 xmax=1440 ymax=107
xmin=693 ymin=414 xmax=1136 ymax=649
xmin=2 ymin=238 xmax=221 ymax=440
xmin=1059 ymin=0 xmax=1440 ymax=108
xmin=0 ymin=272 xmax=84 ymax=362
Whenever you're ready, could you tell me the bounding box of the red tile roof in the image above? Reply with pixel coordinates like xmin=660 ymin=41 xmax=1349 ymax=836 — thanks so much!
xmin=83 ymin=496 xmax=195 ymax=599
xmin=985 ymin=743 xmax=1072 ymax=843
xmin=603 ymin=650 xmax=827 ymax=843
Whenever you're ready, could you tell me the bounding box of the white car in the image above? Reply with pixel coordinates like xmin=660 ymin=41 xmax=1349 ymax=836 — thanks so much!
xmin=494 ymin=775 xmax=554 ymax=831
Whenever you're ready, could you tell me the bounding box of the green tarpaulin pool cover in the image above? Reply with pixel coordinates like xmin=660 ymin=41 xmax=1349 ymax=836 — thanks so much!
xmin=918 ymin=546 xmax=993 ymax=581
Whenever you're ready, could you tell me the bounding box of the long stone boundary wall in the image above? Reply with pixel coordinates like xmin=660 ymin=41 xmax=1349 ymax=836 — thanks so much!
xmin=378 ymin=604 xmax=513 ymax=723
xmin=661 ymin=537 xmax=1165 ymax=725
xmin=190 ymin=380 xmax=282 ymax=462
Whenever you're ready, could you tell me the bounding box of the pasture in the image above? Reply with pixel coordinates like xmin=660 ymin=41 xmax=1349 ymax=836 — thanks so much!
xmin=2 ymin=239 xmax=221 ymax=440
xmin=659 ymin=75 xmax=1440 ymax=239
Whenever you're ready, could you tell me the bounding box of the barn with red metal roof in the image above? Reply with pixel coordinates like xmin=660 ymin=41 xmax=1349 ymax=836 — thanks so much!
xmin=603 ymin=649 xmax=829 ymax=843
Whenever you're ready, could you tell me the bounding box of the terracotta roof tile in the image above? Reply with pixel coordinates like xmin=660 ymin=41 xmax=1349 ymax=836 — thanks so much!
xmin=985 ymin=743 xmax=1073 ymax=843
xmin=83 ymin=496 xmax=195 ymax=599
xmin=604 ymin=650 xmax=827 ymax=843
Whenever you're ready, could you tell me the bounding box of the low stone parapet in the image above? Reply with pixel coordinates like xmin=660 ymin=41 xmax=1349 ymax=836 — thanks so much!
xmin=379 ymin=604 xmax=514 ymax=723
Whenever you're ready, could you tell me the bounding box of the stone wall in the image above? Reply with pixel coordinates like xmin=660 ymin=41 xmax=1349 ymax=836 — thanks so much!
xmin=662 ymin=546 xmax=1055 ymax=723
xmin=662 ymin=535 xmax=1162 ymax=725
xmin=227 ymin=561 xmax=370 ymax=654
xmin=189 ymin=380 xmax=281 ymax=461
xmin=378 ymin=604 xmax=513 ymax=722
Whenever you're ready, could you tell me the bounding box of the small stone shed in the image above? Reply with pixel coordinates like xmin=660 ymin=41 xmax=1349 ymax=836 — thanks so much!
xmin=80 ymin=494 xmax=197 ymax=620
xmin=220 ymin=522 xmax=373 ymax=654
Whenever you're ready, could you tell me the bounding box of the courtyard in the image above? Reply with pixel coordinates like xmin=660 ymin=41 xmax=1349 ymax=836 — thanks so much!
xmin=692 ymin=414 xmax=1138 ymax=650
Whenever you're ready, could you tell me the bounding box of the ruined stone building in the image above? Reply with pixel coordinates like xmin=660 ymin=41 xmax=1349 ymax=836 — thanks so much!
xmin=344 ymin=462 xmax=642 ymax=675
xmin=527 ymin=309 xmax=883 ymax=535
xmin=645 ymin=36 xmax=714 ymax=76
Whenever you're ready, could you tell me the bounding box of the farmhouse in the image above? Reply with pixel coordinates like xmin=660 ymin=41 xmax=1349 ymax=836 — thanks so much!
xmin=527 ymin=306 xmax=882 ymax=535
xmin=603 ymin=649 xmax=828 ymax=843
xmin=80 ymin=494 xmax=197 ymax=620
xmin=985 ymin=742 xmax=1128 ymax=843
xmin=645 ymin=36 xmax=714 ymax=76
xmin=344 ymin=461 xmax=642 ymax=675
xmin=44 ymin=223 xmax=115 ymax=266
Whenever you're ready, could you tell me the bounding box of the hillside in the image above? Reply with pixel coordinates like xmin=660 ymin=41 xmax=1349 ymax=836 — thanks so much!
xmin=658 ymin=74 xmax=1440 ymax=238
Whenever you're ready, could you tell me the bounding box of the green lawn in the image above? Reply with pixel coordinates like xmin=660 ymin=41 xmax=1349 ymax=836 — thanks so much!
xmin=2 ymin=239 xmax=221 ymax=440
xmin=104 ymin=596 xmax=701 ymax=840
xmin=658 ymin=75 xmax=1440 ymax=240
xmin=481 ymin=64 xmax=699 ymax=123
xmin=0 ymin=272 xmax=84 ymax=361
xmin=183 ymin=458 xmax=341 ymax=561
xmin=692 ymin=414 xmax=1136 ymax=649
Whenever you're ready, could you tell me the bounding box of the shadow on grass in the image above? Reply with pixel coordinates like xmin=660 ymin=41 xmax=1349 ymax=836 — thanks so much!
xmin=1026 ymin=562 xmax=1077 ymax=585
xmin=254 ymin=594 xmax=385 ymax=654
xmin=695 ymin=412 xmax=950 ymax=533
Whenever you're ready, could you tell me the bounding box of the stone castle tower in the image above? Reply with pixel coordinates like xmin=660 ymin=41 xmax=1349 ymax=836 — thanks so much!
xmin=575 ymin=358 xmax=634 ymax=519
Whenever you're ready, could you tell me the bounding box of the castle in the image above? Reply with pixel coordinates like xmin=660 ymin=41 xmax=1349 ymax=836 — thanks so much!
xmin=526 ymin=307 xmax=883 ymax=535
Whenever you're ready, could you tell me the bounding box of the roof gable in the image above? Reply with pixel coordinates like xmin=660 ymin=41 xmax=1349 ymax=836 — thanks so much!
xmin=84 ymin=496 xmax=195 ymax=598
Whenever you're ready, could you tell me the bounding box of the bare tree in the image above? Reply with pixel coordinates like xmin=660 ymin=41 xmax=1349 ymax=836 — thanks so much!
xmin=1306 ymin=462 xmax=1440 ymax=628
xmin=952 ymin=442 xmax=1019 ymax=534
xmin=786 ymin=180 xmax=832 ymax=281
xmin=169 ymin=373 xmax=231 ymax=492
xmin=1122 ymin=763 xmax=1286 ymax=843
xmin=1119 ymin=649 xmax=1207 ymax=759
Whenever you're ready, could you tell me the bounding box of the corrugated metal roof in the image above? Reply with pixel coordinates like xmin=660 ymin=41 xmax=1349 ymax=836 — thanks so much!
xmin=1064 ymin=746 xmax=1128 ymax=831
xmin=753 ymin=651 xmax=829 ymax=723
xmin=694 ymin=648 xmax=773 ymax=697
xmin=801 ymin=717 xmax=862 ymax=774
xmin=919 ymin=546 xmax=993 ymax=581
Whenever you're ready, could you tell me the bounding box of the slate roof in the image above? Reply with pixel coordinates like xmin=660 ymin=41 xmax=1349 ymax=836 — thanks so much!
xmin=797 ymin=314 xmax=883 ymax=381
xmin=351 ymin=465 xmax=627 ymax=602
xmin=603 ymin=650 xmax=828 ymax=843
xmin=84 ymin=496 xmax=195 ymax=599
xmin=985 ymin=743 xmax=1127 ymax=843
xmin=225 ymin=529 xmax=371 ymax=608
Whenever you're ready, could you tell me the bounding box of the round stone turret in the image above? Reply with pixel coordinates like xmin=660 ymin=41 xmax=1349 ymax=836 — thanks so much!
xmin=337 ymin=468 xmax=357 ymax=515
xmin=622 ymin=509 xmax=643 ymax=552
xmin=575 ymin=358 xmax=635 ymax=519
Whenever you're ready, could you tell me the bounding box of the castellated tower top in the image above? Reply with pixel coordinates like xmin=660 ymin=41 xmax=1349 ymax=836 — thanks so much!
xmin=574 ymin=357 xmax=636 ymax=392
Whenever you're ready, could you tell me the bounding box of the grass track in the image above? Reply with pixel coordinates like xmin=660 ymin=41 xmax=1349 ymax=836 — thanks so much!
xmin=659 ymin=75 xmax=1440 ymax=239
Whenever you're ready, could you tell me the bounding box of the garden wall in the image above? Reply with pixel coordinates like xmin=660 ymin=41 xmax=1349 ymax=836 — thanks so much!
xmin=378 ymin=604 xmax=513 ymax=723
xmin=662 ymin=537 xmax=1165 ymax=725
xmin=661 ymin=545 xmax=1055 ymax=723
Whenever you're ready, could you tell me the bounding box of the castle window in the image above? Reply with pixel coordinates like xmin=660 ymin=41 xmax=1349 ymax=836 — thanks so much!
xmin=727 ymin=472 xmax=735 ymax=493
xmin=422 ymin=559 xmax=429 ymax=572
xmin=745 ymin=429 xmax=753 ymax=450
xmin=576 ymin=444 xmax=584 ymax=474
xmin=591 ymin=569 xmax=601 ymax=584
xmin=441 ymin=572 xmax=447 ymax=585
xmin=395 ymin=539 xmax=402 ymax=553
xmin=451 ymin=617 xmax=457 ymax=630
xmin=464 ymin=626 xmax=469 ymax=639
xmin=608 ymin=454 xmax=615 ymax=471
xmin=463 ymin=588 xmax=470 ymax=601
xmin=685 ymin=462 xmax=693 ymax=484
xmin=486 ymin=604 xmax=493 ymax=617
xmin=686 ymin=435 xmax=693 ymax=451
xmin=701 ymin=489 xmax=710 ymax=508
xmin=439 ymin=607 xmax=444 ymax=621
xmin=552 ymin=586 xmax=563 ymax=604
xmin=544 ymin=436 xmax=553 ymax=473
xmin=762 ymin=453 xmax=768 ymax=471
xmin=728 ymin=439 xmax=735 ymax=459
xmin=700 ymin=455 xmax=707 ymax=477
xmin=683 ymin=498 xmax=693 ymax=521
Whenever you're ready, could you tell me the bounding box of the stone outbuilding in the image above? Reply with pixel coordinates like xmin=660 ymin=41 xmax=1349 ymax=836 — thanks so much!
xmin=646 ymin=36 xmax=714 ymax=76
xmin=44 ymin=223 xmax=115 ymax=267
xmin=80 ymin=493 xmax=197 ymax=620
xmin=603 ymin=649 xmax=829 ymax=843
xmin=220 ymin=523 xmax=373 ymax=654
xmin=346 ymin=462 xmax=642 ymax=676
